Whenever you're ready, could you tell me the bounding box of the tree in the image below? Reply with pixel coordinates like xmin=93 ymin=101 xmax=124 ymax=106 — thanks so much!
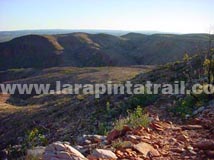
xmin=183 ymin=53 xmax=190 ymax=62
xmin=204 ymin=31 xmax=214 ymax=98
xmin=207 ymin=33 xmax=214 ymax=84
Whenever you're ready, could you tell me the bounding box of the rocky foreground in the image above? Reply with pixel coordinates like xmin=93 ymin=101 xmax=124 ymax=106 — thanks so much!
xmin=21 ymin=100 xmax=214 ymax=160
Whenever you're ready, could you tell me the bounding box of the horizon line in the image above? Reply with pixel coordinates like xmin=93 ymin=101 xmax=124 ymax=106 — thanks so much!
xmin=0 ymin=28 xmax=210 ymax=35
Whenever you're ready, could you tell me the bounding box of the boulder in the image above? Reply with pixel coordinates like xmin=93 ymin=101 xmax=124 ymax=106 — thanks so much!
xmin=89 ymin=149 xmax=117 ymax=160
xmin=43 ymin=141 xmax=87 ymax=160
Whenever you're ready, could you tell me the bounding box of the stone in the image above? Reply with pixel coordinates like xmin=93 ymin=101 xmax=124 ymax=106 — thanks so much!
xmin=26 ymin=146 xmax=45 ymax=159
xmin=209 ymin=100 xmax=214 ymax=106
xmin=176 ymin=134 xmax=189 ymax=142
xmin=74 ymin=145 xmax=89 ymax=155
xmin=90 ymin=149 xmax=117 ymax=159
xmin=206 ymin=150 xmax=214 ymax=158
xmin=107 ymin=126 xmax=131 ymax=142
xmin=193 ymin=106 xmax=205 ymax=115
xmin=107 ymin=130 xmax=121 ymax=142
xmin=186 ymin=146 xmax=194 ymax=151
xmin=43 ymin=141 xmax=87 ymax=160
xmin=169 ymin=138 xmax=177 ymax=143
xmin=150 ymin=122 xmax=163 ymax=131
xmin=171 ymin=126 xmax=182 ymax=131
xmin=126 ymin=135 xmax=141 ymax=141
xmin=181 ymin=125 xmax=203 ymax=130
xmin=82 ymin=135 xmax=106 ymax=143
xmin=83 ymin=140 xmax=92 ymax=145
xmin=194 ymin=140 xmax=214 ymax=150
xmin=170 ymin=148 xmax=185 ymax=153
xmin=185 ymin=114 xmax=191 ymax=119
xmin=93 ymin=135 xmax=106 ymax=142
xmin=133 ymin=142 xmax=160 ymax=157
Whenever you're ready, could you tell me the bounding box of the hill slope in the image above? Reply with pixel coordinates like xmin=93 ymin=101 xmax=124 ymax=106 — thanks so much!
xmin=0 ymin=33 xmax=210 ymax=70
xmin=0 ymin=35 xmax=61 ymax=70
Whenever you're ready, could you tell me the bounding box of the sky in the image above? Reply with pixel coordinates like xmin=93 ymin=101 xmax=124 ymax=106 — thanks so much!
xmin=0 ymin=0 xmax=213 ymax=33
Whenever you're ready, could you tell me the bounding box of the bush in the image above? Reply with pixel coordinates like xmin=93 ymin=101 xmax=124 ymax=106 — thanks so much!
xmin=170 ymin=92 xmax=210 ymax=118
xmin=7 ymin=128 xmax=48 ymax=160
xmin=127 ymin=94 xmax=158 ymax=110
xmin=24 ymin=128 xmax=48 ymax=149
xmin=114 ymin=106 xmax=150 ymax=130
xmin=97 ymin=122 xmax=108 ymax=135
xmin=171 ymin=95 xmax=196 ymax=118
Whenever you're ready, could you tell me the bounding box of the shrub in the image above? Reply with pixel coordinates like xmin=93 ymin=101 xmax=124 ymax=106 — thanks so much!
xmin=97 ymin=122 xmax=108 ymax=135
xmin=171 ymin=95 xmax=195 ymax=118
xmin=24 ymin=128 xmax=48 ymax=149
xmin=7 ymin=128 xmax=48 ymax=160
xmin=127 ymin=94 xmax=158 ymax=110
xmin=114 ymin=106 xmax=150 ymax=130
xmin=170 ymin=92 xmax=210 ymax=118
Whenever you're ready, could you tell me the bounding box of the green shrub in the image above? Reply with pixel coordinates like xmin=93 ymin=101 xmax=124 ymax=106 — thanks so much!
xmin=7 ymin=128 xmax=48 ymax=160
xmin=97 ymin=122 xmax=108 ymax=135
xmin=24 ymin=128 xmax=48 ymax=149
xmin=127 ymin=94 xmax=158 ymax=109
xmin=171 ymin=95 xmax=195 ymax=118
xmin=114 ymin=106 xmax=150 ymax=130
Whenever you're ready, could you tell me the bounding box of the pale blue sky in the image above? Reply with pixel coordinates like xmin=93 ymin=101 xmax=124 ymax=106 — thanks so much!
xmin=0 ymin=0 xmax=213 ymax=33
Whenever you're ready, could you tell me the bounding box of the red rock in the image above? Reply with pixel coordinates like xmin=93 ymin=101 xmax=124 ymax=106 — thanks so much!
xmin=107 ymin=126 xmax=131 ymax=142
xmin=107 ymin=130 xmax=121 ymax=142
xmin=133 ymin=142 xmax=160 ymax=157
xmin=170 ymin=148 xmax=185 ymax=153
xmin=190 ymin=118 xmax=202 ymax=125
xmin=181 ymin=125 xmax=203 ymax=130
xmin=194 ymin=140 xmax=214 ymax=150
xmin=115 ymin=150 xmax=123 ymax=157
xmin=171 ymin=126 xmax=182 ymax=131
xmin=168 ymin=138 xmax=177 ymax=143
xmin=87 ymin=155 xmax=98 ymax=160
xmin=122 ymin=125 xmax=132 ymax=133
xmin=150 ymin=122 xmax=163 ymax=131
xmin=206 ymin=150 xmax=214 ymax=158
xmin=176 ymin=134 xmax=189 ymax=142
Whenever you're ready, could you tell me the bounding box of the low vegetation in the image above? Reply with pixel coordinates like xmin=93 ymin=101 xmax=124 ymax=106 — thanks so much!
xmin=113 ymin=106 xmax=150 ymax=130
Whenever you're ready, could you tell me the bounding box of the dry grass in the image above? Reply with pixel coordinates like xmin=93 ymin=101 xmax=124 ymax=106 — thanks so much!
xmin=44 ymin=35 xmax=64 ymax=51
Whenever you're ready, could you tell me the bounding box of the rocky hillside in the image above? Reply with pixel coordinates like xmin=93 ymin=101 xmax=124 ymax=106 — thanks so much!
xmin=0 ymin=54 xmax=213 ymax=159
xmin=0 ymin=33 xmax=210 ymax=70
xmin=25 ymin=102 xmax=214 ymax=160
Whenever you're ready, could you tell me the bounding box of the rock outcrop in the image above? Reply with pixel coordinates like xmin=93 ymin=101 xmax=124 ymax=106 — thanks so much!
xmin=43 ymin=142 xmax=87 ymax=160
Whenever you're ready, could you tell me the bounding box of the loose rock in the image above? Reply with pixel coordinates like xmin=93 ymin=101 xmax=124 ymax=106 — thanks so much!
xmin=133 ymin=142 xmax=160 ymax=157
xmin=89 ymin=149 xmax=117 ymax=160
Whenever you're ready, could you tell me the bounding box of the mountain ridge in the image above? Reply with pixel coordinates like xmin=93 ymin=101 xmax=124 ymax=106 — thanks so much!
xmin=0 ymin=32 xmax=211 ymax=70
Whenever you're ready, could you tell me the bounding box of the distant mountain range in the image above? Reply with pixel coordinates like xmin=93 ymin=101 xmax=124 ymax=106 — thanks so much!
xmin=0 ymin=30 xmax=171 ymax=42
xmin=0 ymin=32 xmax=210 ymax=70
